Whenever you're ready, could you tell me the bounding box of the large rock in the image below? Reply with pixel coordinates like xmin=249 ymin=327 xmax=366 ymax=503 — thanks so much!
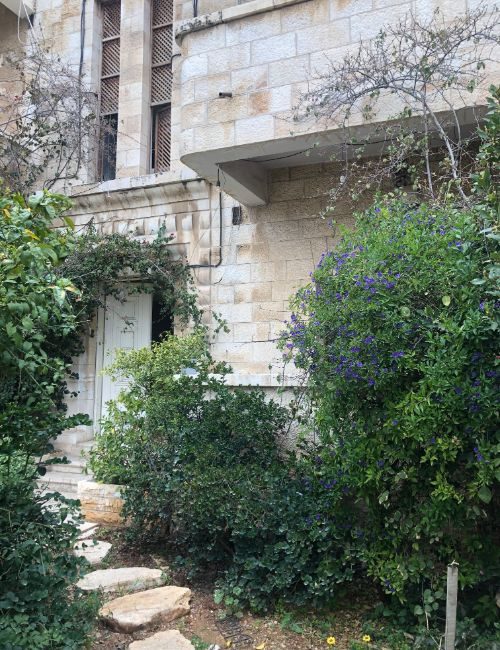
xmin=77 ymin=567 xmax=164 ymax=593
xmin=77 ymin=480 xmax=124 ymax=525
xmin=74 ymin=540 xmax=112 ymax=565
xmin=128 ymin=630 xmax=195 ymax=649
xmin=99 ymin=585 xmax=191 ymax=633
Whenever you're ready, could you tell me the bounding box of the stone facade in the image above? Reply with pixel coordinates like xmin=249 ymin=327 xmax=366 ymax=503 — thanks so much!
xmin=0 ymin=0 xmax=498 ymax=490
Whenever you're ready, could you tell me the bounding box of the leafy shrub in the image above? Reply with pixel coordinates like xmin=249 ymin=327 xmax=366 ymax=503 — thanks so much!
xmin=89 ymin=332 xmax=359 ymax=612
xmin=0 ymin=191 xmax=97 ymax=648
xmin=0 ymin=468 xmax=99 ymax=649
xmin=281 ymin=195 xmax=499 ymax=625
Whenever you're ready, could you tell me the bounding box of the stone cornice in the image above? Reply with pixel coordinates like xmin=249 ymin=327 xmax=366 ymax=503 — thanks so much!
xmin=175 ymin=0 xmax=311 ymax=44
xmin=68 ymin=174 xmax=210 ymax=218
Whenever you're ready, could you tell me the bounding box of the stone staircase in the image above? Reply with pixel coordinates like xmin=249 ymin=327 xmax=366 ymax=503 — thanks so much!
xmin=37 ymin=431 xmax=94 ymax=499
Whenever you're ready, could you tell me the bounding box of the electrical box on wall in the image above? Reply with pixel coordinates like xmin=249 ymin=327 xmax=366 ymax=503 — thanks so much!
xmin=232 ymin=206 xmax=242 ymax=226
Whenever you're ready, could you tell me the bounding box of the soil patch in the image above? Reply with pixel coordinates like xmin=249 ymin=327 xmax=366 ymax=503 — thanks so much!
xmin=91 ymin=529 xmax=374 ymax=650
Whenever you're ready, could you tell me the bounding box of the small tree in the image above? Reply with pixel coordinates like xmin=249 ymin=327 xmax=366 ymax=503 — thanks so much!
xmin=0 ymin=41 xmax=97 ymax=195
xmin=299 ymin=3 xmax=499 ymax=206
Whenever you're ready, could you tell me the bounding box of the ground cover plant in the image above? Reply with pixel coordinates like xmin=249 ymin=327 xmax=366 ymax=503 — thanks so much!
xmin=0 ymin=191 xmax=98 ymax=648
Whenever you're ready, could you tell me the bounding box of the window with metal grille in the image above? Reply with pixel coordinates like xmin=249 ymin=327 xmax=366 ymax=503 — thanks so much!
xmin=99 ymin=0 xmax=121 ymax=180
xmin=151 ymin=0 xmax=173 ymax=172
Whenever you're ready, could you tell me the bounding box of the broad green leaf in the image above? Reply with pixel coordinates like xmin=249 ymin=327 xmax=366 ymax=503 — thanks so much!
xmin=478 ymin=485 xmax=492 ymax=504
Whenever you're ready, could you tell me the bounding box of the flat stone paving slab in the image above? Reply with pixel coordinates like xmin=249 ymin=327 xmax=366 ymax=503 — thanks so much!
xmin=77 ymin=521 xmax=100 ymax=540
xmin=77 ymin=567 xmax=164 ymax=593
xmin=128 ymin=630 xmax=195 ymax=649
xmin=99 ymin=585 xmax=191 ymax=633
xmin=74 ymin=540 xmax=112 ymax=565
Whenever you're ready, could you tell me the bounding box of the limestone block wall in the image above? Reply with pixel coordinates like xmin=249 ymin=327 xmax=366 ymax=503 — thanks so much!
xmin=65 ymin=161 xmax=356 ymax=422
xmin=204 ymin=161 xmax=359 ymax=380
xmin=177 ymin=0 xmax=499 ymax=161
xmin=65 ymin=176 xmax=221 ymax=426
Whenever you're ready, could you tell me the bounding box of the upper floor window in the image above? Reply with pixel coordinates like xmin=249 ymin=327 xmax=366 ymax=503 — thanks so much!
xmin=151 ymin=0 xmax=173 ymax=173
xmin=99 ymin=0 xmax=121 ymax=181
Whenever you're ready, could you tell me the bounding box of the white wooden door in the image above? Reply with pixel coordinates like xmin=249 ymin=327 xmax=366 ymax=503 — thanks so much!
xmin=100 ymin=293 xmax=152 ymax=416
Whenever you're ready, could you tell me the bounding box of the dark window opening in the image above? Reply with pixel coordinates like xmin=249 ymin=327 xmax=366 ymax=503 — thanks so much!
xmin=151 ymin=297 xmax=173 ymax=343
xmin=100 ymin=113 xmax=118 ymax=181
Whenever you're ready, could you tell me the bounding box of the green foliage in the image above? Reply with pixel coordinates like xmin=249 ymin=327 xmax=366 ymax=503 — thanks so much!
xmin=0 ymin=191 xmax=87 ymax=457
xmin=57 ymin=224 xmax=201 ymax=362
xmin=0 ymin=470 xmax=100 ymax=649
xmin=89 ymin=332 xmax=358 ymax=613
xmin=281 ymin=194 xmax=499 ymax=625
xmin=472 ymin=85 xmax=500 ymax=217
xmin=0 ymin=190 xmax=97 ymax=648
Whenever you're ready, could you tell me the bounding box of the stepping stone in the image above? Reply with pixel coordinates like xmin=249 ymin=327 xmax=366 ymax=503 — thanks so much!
xmin=74 ymin=540 xmax=112 ymax=565
xmin=99 ymin=585 xmax=191 ymax=633
xmin=78 ymin=521 xmax=100 ymax=540
xmin=128 ymin=630 xmax=195 ymax=649
xmin=77 ymin=567 xmax=164 ymax=593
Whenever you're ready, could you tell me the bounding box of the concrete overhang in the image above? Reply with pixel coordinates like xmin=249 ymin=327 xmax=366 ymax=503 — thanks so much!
xmin=181 ymin=105 xmax=485 ymax=208
xmin=1 ymin=0 xmax=34 ymax=18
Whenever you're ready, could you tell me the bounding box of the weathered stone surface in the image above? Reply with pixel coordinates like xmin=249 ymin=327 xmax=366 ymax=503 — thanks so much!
xmin=129 ymin=629 xmax=195 ymax=649
xmin=77 ymin=567 xmax=164 ymax=593
xmin=77 ymin=480 xmax=124 ymax=526
xmin=77 ymin=521 xmax=99 ymax=540
xmin=99 ymin=586 xmax=191 ymax=633
xmin=73 ymin=540 xmax=112 ymax=565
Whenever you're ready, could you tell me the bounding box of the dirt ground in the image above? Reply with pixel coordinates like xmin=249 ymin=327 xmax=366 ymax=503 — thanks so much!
xmin=91 ymin=528 xmax=375 ymax=650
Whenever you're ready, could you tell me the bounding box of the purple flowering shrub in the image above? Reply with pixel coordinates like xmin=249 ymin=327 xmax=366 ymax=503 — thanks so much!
xmin=281 ymin=198 xmax=499 ymax=625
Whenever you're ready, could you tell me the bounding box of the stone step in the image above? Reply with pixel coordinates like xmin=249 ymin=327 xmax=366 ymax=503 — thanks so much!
xmin=99 ymin=586 xmax=191 ymax=633
xmin=129 ymin=630 xmax=195 ymax=649
xmin=37 ymin=471 xmax=84 ymax=496
xmin=78 ymin=521 xmax=100 ymax=540
xmin=52 ymin=438 xmax=93 ymax=455
xmin=77 ymin=567 xmax=164 ymax=592
xmin=44 ymin=458 xmax=88 ymax=475
xmin=74 ymin=540 xmax=112 ymax=565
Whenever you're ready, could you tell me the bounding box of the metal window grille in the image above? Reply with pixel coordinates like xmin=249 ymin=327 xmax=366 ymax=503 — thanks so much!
xmin=99 ymin=0 xmax=121 ymax=180
xmin=151 ymin=65 xmax=172 ymax=105
xmin=100 ymin=0 xmax=121 ymax=116
xmin=152 ymin=105 xmax=171 ymax=173
xmin=153 ymin=0 xmax=173 ymax=26
xmin=103 ymin=1 xmax=121 ymax=38
xmin=151 ymin=0 xmax=173 ymax=172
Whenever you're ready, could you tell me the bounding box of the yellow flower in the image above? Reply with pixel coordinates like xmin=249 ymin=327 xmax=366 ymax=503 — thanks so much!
xmin=362 ymin=635 xmax=372 ymax=643
xmin=326 ymin=637 xmax=336 ymax=646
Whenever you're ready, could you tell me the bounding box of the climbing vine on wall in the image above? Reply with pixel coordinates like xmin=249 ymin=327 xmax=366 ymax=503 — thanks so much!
xmin=56 ymin=224 xmax=202 ymax=362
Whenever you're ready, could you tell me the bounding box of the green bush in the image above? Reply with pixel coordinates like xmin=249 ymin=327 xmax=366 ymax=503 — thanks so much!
xmin=281 ymin=195 xmax=499 ymax=625
xmin=89 ymin=332 xmax=359 ymax=612
xmin=0 ymin=191 xmax=97 ymax=648
xmin=0 ymin=468 xmax=99 ymax=649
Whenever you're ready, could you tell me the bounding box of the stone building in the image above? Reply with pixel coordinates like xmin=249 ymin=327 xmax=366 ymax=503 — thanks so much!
xmin=0 ymin=0 xmax=497 ymax=494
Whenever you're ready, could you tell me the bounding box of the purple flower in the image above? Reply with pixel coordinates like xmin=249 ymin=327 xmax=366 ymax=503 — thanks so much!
xmin=473 ymin=447 xmax=484 ymax=462
xmin=391 ymin=351 xmax=404 ymax=359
